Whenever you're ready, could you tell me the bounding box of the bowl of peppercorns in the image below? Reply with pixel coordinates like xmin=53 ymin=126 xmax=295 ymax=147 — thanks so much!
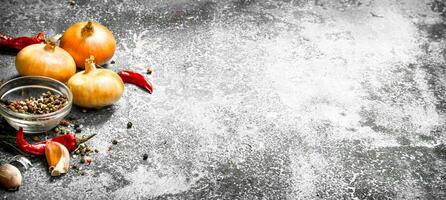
xmin=0 ymin=76 xmax=73 ymax=133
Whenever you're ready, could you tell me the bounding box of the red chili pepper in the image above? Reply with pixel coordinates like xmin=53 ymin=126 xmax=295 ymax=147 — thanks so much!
xmin=35 ymin=133 xmax=96 ymax=152
xmin=15 ymin=128 xmax=96 ymax=155
xmin=118 ymin=70 xmax=153 ymax=94
xmin=15 ymin=127 xmax=46 ymax=155
xmin=0 ymin=32 xmax=45 ymax=50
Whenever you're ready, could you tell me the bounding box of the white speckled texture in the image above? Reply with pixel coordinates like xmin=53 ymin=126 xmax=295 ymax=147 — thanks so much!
xmin=1 ymin=0 xmax=446 ymax=199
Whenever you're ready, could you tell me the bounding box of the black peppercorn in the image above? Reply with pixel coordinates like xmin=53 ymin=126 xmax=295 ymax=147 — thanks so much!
xmin=146 ymin=67 xmax=153 ymax=75
xmin=80 ymin=156 xmax=85 ymax=164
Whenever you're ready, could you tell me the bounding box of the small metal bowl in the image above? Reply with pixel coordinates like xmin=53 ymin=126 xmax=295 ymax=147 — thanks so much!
xmin=0 ymin=76 xmax=72 ymax=133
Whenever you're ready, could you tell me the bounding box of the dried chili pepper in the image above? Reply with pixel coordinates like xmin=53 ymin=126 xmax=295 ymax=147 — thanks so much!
xmin=15 ymin=128 xmax=95 ymax=155
xmin=15 ymin=127 xmax=46 ymax=155
xmin=35 ymin=133 xmax=96 ymax=152
xmin=118 ymin=70 xmax=153 ymax=94
xmin=0 ymin=32 xmax=45 ymax=50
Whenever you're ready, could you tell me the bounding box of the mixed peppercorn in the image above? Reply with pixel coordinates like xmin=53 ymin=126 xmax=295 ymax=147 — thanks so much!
xmin=4 ymin=91 xmax=67 ymax=114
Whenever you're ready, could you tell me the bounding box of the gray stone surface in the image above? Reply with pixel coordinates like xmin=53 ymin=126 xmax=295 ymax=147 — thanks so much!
xmin=0 ymin=0 xmax=446 ymax=199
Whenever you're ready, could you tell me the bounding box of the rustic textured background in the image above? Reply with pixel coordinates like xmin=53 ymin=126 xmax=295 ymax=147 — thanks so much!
xmin=1 ymin=0 xmax=446 ymax=199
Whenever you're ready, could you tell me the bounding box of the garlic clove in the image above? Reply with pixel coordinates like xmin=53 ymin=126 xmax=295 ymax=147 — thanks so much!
xmin=0 ymin=164 xmax=22 ymax=190
xmin=45 ymin=141 xmax=70 ymax=176
xmin=50 ymin=155 xmax=68 ymax=177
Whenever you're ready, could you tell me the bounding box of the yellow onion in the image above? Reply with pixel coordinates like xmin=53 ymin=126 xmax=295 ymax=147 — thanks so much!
xmin=60 ymin=21 xmax=116 ymax=68
xmin=15 ymin=41 xmax=76 ymax=82
xmin=67 ymin=56 xmax=124 ymax=109
xmin=45 ymin=141 xmax=70 ymax=177
xmin=0 ymin=164 xmax=22 ymax=190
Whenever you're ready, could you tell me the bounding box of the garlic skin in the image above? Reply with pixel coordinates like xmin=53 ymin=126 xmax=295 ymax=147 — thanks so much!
xmin=0 ymin=164 xmax=22 ymax=190
xmin=45 ymin=141 xmax=70 ymax=176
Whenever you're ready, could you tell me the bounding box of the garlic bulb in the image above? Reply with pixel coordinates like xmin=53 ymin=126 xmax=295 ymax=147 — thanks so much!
xmin=0 ymin=164 xmax=22 ymax=190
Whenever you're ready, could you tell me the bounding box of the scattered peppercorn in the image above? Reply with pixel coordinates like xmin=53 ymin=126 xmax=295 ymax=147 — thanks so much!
xmin=69 ymin=0 xmax=75 ymax=6
xmin=112 ymin=139 xmax=118 ymax=145
xmin=94 ymin=149 xmax=99 ymax=153
xmin=146 ymin=67 xmax=153 ymax=75
xmin=59 ymin=119 xmax=71 ymax=126
xmin=127 ymin=122 xmax=132 ymax=129
xmin=80 ymin=156 xmax=85 ymax=164
xmin=72 ymin=164 xmax=79 ymax=170
xmin=143 ymin=153 xmax=148 ymax=160
xmin=110 ymin=60 xmax=115 ymax=64
xmin=79 ymin=171 xmax=86 ymax=176
xmin=85 ymin=157 xmax=92 ymax=165
xmin=75 ymin=127 xmax=82 ymax=133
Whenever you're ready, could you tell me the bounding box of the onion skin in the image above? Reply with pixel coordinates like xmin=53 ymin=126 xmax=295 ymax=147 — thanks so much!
xmin=0 ymin=164 xmax=22 ymax=190
xmin=15 ymin=43 xmax=76 ymax=82
xmin=60 ymin=21 xmax=116 ymax=68
xmin=67 ymin=56 xmax=124 ymax=109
